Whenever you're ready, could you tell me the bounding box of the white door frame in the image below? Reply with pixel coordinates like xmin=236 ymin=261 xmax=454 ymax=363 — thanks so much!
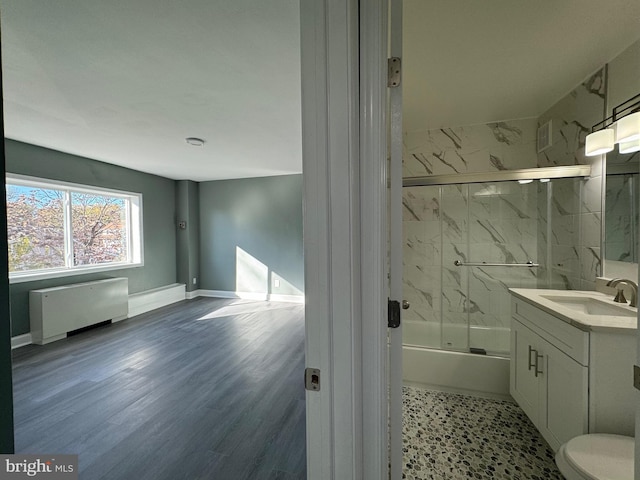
xmin=359 ymin=0 xmax=390 ymax=476
xmin=300 ymin=0 xmax=388 ymax=477
xmin=388 ymin=0 xmax=403 ymax=477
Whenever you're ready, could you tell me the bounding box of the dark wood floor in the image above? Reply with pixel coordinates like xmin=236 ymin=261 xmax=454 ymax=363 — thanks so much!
xmin=12 ymin=297 xmax=306 ymax=480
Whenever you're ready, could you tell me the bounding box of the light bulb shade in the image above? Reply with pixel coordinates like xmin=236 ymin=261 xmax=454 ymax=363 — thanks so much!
xmin=619 ymin=138 xmax=640 ymax=154
xmin=615 ymin=111 xmax=640 ymax=143
xmin=585 ymin=128 xmax=615 ymax=156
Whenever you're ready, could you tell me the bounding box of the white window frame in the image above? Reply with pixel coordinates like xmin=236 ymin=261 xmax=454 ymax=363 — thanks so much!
xmin=6 ymin=174 xmax=144 ymax=284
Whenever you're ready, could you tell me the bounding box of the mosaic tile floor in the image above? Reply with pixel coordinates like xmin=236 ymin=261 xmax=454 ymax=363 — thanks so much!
xmin=402 ymin=386 xmax=564 ymax=480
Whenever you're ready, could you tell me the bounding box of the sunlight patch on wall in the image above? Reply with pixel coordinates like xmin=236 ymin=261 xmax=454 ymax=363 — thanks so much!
xmin=236 ymin=246 xmax=269 ymax=294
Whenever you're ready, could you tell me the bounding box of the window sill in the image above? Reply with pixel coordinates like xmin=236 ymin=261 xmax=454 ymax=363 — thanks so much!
xmin=9 ymin=262 xmax=144 ymax=285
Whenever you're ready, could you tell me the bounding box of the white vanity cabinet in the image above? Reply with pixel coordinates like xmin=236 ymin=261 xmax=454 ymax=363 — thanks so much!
xmin=509 ymin=293 xmax=635 ymax=452
xmin=511 ymin=316 xmax=588 ymax=450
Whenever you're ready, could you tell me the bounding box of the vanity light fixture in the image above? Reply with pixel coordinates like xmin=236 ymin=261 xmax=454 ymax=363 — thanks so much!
xmin=585 ymin=93 xmax=640 ymax=156
xmin=517 ymin=179 xmax=534 ymax=184
xmin=619 ymin=137 xmax=640 ymax=154
xmin=585 ymin=129 xmax=615 ymax=156
xmin=616 ymin=111 xmax=640 ymax=143
xmin=539 ymin=178 xmax=550 ymax=183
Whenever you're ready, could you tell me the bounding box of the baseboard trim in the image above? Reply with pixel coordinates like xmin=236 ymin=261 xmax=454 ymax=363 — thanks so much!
xmin=11 ymin=333 xmax=33 ymax=349
xmin=194 ymin=289 xmax=237 ymax=299
xmin=268 ymin=293 xmax=305 ymax=304
xmin=128 ymin=283 xmax=186 ymax=317
xmin=193 ymin=290 xmax=304 ymax=303
xmin=194 ymin=290 xmax=266 ymax=300
xmin=185 ymin=290 xmax=201 ymax=300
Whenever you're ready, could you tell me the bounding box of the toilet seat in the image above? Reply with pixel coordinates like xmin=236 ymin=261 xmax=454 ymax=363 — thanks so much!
xmin=555 ymin=434 xmax=634 ymax=480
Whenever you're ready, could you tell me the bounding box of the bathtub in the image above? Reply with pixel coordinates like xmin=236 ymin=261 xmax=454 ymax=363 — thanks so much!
xmin=402 ymin=320 xmax=511 ymax=396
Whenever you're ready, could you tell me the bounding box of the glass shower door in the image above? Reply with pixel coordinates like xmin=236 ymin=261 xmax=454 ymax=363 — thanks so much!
xmin=402 ymin=180 xmax=542 ymax=356
xmin=465 ymin=181 xmax=540 ymax=356
xmin=440 ymin=184 xmax=470 ymax=351
xmin=402 ymin=185 xmax=442 ymax=349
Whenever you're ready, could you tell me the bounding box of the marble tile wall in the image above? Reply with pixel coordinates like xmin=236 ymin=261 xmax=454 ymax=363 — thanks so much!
xmin=403 ymin=118 xmax=538 ymax=177
xmin=536 ymin=68 xmax=606 ymax=291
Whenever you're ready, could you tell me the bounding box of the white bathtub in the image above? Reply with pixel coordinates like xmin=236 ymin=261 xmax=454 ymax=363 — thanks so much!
xmin=402 ymin=320 xmax=511 ymax=396
xmin=402 ymin=320 xmax=511 ymax=354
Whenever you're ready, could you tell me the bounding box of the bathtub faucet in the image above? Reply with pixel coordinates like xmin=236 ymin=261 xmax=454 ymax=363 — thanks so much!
xmin=606 ymin=278 xmax=638 ymax=307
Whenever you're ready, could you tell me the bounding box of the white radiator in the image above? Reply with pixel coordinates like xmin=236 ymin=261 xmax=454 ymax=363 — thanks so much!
xmin=30 ymin=277 xmax=129 ymax=344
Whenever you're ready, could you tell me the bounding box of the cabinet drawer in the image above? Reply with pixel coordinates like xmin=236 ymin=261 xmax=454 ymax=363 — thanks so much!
xmin=513 ymin=298 xmax=589 ymax=365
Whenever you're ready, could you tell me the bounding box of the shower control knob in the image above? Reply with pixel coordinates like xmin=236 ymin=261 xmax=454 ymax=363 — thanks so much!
xmin=402 ymin=300 xmax=410 ymax=310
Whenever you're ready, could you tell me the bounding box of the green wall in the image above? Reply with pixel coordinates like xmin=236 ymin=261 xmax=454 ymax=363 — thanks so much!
xmin=5 ymin=140 xmax=178 ymax=336
xmin=176 ymin=180 xmax=200 ymax=292
xmin=199 ymin=175 xmax=303 ymax=296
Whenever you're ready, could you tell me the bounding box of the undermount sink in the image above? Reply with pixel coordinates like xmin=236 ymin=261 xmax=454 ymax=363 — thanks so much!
xmin=539 ymin=295 xmax=637 ymax=317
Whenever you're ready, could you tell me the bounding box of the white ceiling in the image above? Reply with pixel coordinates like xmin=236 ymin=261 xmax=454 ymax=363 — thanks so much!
xmin=0 ymin=0 xmax=302 ymax=181
xmin=404 ymin=0 xmax=640 ymax=132
xmin=1 ymin=1 xmax=639 ymax=181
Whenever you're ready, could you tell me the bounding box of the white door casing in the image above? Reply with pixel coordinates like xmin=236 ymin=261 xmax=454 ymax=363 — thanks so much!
xmin=360 ymin=0 xmax=392 ymax=477
xmin=388 ymin=0 xmax=403 ymax=478
xmin=300 ymin=0 xmax=389 ymax=478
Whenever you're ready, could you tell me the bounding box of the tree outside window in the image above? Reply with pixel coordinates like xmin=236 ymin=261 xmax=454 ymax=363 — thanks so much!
xmin=7 ymin=185 xmax=65 ymax=272
xmin=6 ymin=176 xmax=142 ymax=280
xmin=71 ymin=192 xmax=127 ymax=266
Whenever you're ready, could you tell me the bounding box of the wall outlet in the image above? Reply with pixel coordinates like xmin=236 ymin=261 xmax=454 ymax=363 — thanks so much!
xmin=192 ymin=277 xmax=197 ymax=285
xmin=274 ymin=278 xmax=280 ymax=288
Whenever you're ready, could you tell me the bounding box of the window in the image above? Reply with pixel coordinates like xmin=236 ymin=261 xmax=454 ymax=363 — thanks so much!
xmin=6 ymin=175 xmax=143 ymax=282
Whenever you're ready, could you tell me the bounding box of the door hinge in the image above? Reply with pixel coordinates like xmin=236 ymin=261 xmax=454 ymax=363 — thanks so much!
xmin=634 ymin=365 xmax=640 ymax=391
xmin=305 ymin=367 xmax=321 ymax=391
xmin=388 ymin=57 xmax=401 ymax=88
xmin=388 ymin=299 xmax=401 ymax=328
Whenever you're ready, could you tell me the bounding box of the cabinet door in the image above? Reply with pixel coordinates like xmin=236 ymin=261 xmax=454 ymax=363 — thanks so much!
xmin=539 ymin=339 xmax=588 ymax=451
xmin=510 ymin=319 xmax=539 ymax=423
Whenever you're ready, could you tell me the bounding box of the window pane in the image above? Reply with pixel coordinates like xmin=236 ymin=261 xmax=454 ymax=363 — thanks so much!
xmin=71 ymin=192 xmax=128 ymax=266
xmin=6 ymin=185 xmax=65 ymax=272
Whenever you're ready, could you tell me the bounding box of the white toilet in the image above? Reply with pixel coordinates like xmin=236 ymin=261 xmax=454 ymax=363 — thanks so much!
xmin=555 ymin=434 xmax=634 ymax=480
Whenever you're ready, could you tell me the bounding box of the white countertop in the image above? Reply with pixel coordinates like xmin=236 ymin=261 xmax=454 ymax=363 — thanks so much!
xmin=509 ymin=288 xmax=637 ymax=333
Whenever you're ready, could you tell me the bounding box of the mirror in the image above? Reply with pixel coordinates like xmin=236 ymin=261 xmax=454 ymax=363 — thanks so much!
xmin=602 ymin=38 xmax=640 ymax=270
xmin=605 ymin=151 xmax=640 ymax=263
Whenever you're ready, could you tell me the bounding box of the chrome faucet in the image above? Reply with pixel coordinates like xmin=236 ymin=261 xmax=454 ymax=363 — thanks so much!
xmin=606 ymin=278 xmax=638 ymax=307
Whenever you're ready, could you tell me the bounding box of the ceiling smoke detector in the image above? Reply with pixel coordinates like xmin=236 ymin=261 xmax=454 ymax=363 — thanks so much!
xmin=185 ymin=137 xmax=205 ymax=147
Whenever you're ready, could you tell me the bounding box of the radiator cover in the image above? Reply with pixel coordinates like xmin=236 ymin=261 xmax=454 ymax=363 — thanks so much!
xmin=30 ymin=277 xmax=129 ymax=344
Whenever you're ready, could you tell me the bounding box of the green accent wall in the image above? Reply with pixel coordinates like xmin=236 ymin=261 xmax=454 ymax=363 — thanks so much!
xmin=176 ymin=180 xmax=200 ymax=292
xmin=5 ymin=140 xmax=177 ymax=336
xmin=199 ymin=175 xmax=303 ymax=296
